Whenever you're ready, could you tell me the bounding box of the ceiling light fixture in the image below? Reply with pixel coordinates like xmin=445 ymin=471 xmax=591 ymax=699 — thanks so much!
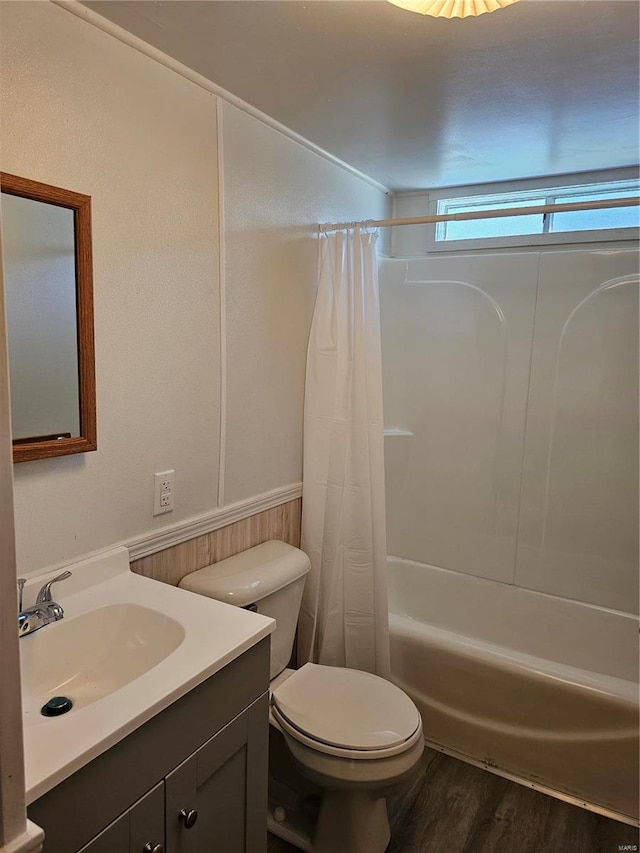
xmin=387 ymin=0 xmax=519 ymax=18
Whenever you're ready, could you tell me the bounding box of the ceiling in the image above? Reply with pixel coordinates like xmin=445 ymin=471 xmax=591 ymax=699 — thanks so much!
xmin=84 ymin=0 xmax=639 ymax=191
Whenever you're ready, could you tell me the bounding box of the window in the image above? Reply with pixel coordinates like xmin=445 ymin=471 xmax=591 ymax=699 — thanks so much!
xmin=425 ymin=172 xmax=639 ymax=251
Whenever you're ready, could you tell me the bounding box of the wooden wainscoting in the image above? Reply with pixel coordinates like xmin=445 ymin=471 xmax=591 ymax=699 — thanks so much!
xmin=131 ymin=498 xmax=302 ymax=587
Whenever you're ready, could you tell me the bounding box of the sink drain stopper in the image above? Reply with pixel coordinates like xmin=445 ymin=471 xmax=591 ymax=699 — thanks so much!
xmin=41 ymin=696 xmax=73 ymax=717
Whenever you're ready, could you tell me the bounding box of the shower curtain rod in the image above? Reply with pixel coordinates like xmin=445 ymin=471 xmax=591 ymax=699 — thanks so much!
xmin=318 ymin=195 xmax=640 ymax=233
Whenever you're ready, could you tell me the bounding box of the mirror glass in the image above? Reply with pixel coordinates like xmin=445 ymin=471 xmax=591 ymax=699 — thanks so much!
xmin=1 ymin=173 xmax=96 ymax=463
xmin=3 ymin=194 xmax=80 ymax=441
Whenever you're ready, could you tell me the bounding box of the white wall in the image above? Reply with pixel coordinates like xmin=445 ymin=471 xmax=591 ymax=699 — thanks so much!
xmin=221 ymin=102 xmax=390 ymax=503
xmin=1 ymin=1 xmax=221 ymax=575
xmin=0 ymin=2 xmax=390 ymax=574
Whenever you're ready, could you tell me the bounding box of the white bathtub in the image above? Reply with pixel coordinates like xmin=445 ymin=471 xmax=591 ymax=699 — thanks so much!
xmin=387 ymin=556 xmax=640 ymax=824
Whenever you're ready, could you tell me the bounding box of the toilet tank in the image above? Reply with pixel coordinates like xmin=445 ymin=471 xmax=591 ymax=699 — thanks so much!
xmin=179 ymin=540 xmax=311 ymax=679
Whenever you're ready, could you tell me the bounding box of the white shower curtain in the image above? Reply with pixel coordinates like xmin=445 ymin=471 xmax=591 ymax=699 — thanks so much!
xmin=298 ymin=226 xmax=390 ymax=678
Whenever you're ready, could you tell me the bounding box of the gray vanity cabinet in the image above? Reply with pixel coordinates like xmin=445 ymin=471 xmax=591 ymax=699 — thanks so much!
xmin=76 ymin=813 xmax=129 ymax=853
xmin=29 ymin=638 xmax=270 ymax=853
xmin=78 ymin=783 xmax=164 ymax=853
xmin=166 ymin=703 xmax=266 ymax=853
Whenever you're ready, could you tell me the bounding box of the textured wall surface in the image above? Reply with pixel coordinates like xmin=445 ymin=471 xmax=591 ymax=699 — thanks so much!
xmin=222 ymin=102 xmax=390 ymax=503
xmin=1 ymin=4 xmax=388 ymax=575
xmin=1 ymin=2 xmax=220 ymax=573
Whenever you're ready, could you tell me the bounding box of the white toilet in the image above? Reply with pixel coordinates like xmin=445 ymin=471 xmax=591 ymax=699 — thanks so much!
xmin=179 ymin=540 xmax=423 ymax=853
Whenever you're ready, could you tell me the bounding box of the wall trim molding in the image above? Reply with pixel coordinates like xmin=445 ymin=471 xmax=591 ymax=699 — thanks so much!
xmin=52 ymin=1 xmax=390 ymax=196
xmin=216 ymin=98 xmax=228 ymax=508
xmin=126 ymin=482 xmax=303 ymax=561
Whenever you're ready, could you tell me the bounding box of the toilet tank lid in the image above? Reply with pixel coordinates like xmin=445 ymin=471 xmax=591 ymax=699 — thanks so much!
xmin=178 ymin=540 xmax=311 ymax=607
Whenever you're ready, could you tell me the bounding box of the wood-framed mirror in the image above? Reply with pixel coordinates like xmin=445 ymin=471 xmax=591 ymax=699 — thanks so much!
xmin=0 ymin=173 xmax=96 ymax=462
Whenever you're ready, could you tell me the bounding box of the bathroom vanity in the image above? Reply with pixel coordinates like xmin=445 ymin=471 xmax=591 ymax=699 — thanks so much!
xmin=20 ymin=548 xmax=274 ymax=853
xmin=29 ymin=639 xmax=270 ymax=853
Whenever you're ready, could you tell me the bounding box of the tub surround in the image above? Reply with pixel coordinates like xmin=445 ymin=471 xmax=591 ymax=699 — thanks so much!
xmin=20 ymin=547 xmax=274 ymax=804
xmin=381 ymin=249 xmax=639 ymax=613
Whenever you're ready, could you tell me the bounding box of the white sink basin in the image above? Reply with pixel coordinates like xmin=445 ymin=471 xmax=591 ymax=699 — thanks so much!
xmin=19 ymin=547 xmax=275 ymax=803
xmin=21 ymin=603 xmax=185 ymax=720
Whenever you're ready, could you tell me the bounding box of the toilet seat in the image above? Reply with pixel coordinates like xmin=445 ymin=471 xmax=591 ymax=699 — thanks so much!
xmin=271 ymin=704 xmax=423 ymax=760
xmin=271 ymin=663 xmax=422 ymax=759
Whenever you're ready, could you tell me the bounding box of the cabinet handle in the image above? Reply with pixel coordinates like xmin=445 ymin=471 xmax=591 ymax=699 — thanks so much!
xmin=142 ymin=845 xmax=164 ymax=853
xmin=179 ymin=808 xmax=198 ymax=829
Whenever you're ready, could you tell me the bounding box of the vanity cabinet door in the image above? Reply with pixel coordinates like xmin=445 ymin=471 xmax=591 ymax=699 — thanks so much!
xmin=165 ymin=694 xmax=268 ymax=853
xmin=78 ymin=782 xmax=164 ymax=853
xmin=77 ymin=812 xmax=128 ymax=853
xmin=129 ymin=782 xmax=165 ymax=853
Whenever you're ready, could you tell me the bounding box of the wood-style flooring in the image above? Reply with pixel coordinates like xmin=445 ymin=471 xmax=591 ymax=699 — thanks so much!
xmin=267 ymin=748 xmax=639 ymax=853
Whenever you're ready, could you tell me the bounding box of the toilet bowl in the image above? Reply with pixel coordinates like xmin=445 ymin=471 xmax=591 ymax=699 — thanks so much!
xmin=271 ymin=663 xmax=423 ymax=786
xmin=179 ymin=541 xmax=424 ymax=853
xmin=270 ymin=663 xmax=423 ymax=853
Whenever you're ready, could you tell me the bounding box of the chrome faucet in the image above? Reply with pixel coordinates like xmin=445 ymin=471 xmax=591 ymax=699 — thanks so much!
xmin=18 ymin=571 xmax=72 ymax=637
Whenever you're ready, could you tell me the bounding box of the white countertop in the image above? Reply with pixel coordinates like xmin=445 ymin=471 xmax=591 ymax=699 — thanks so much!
xmin=19 ymin=547 xmax=274 ymax=803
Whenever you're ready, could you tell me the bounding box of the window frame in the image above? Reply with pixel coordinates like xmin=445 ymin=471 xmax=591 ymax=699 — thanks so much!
xmin=423 ymin=168 xmax=639 ymax=253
